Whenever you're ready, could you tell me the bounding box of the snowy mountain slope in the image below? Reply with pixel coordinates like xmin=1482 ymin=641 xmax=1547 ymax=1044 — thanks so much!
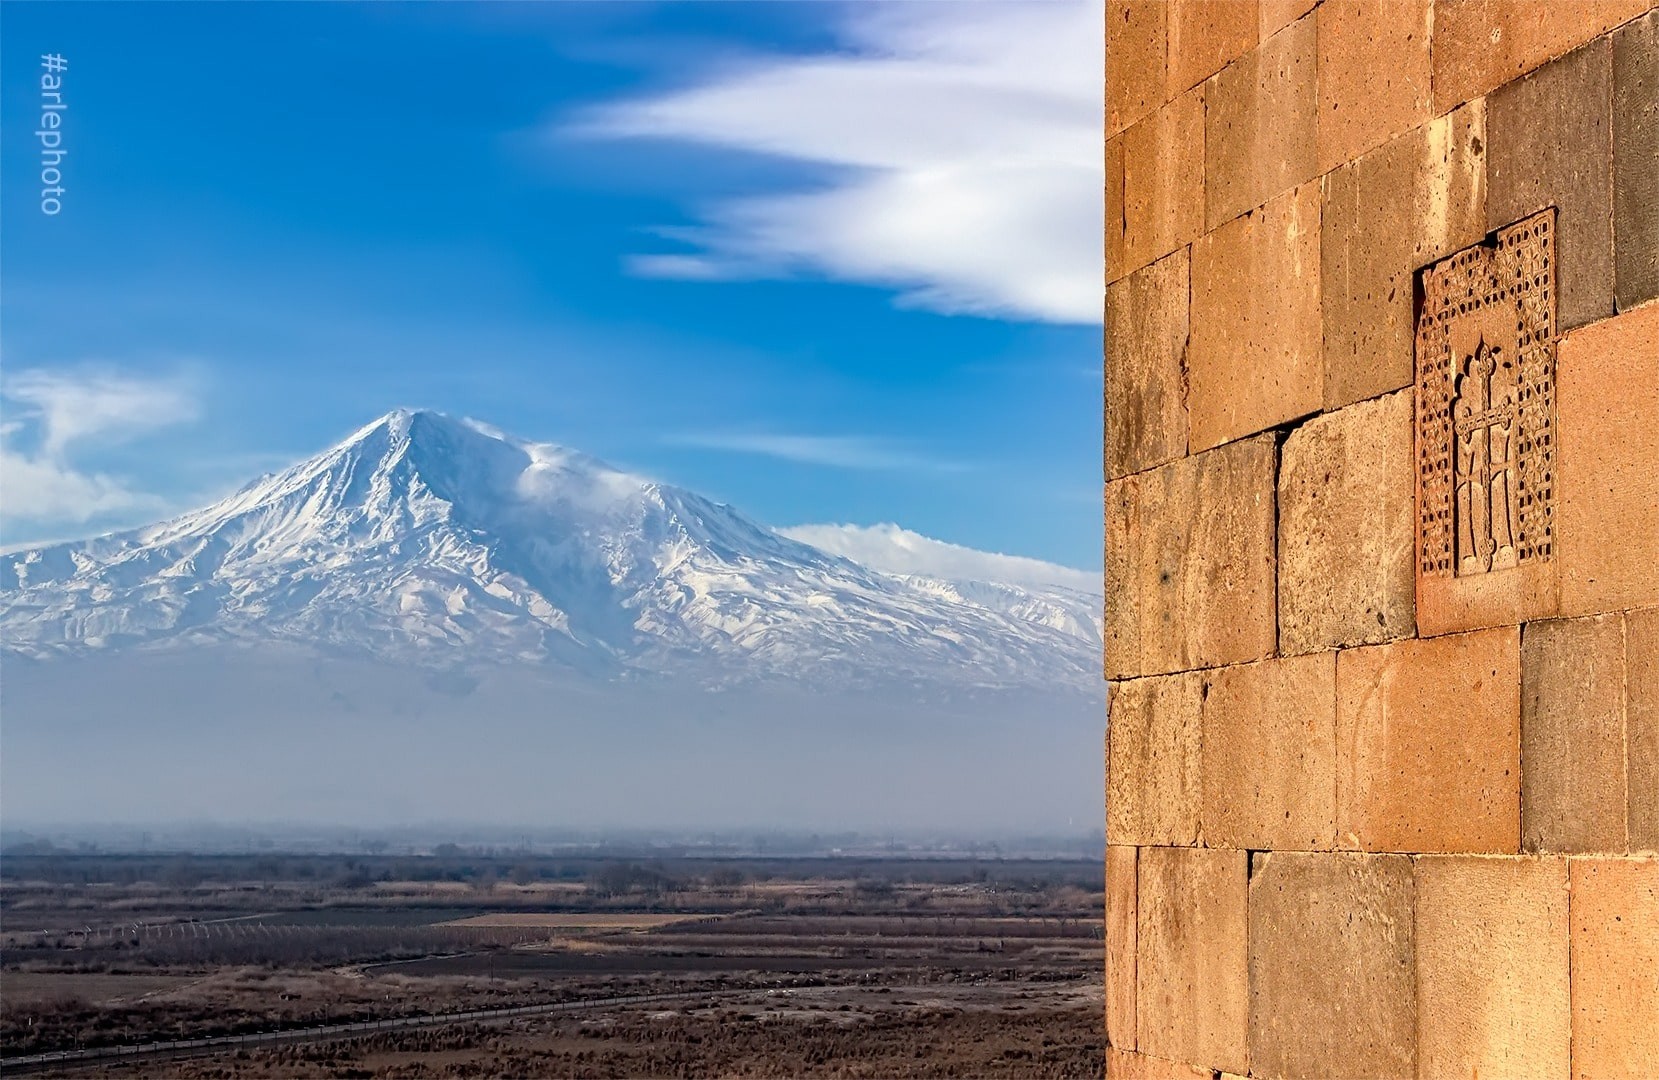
xmin=775 ymin=521 xmax=1099 ymax=593
xmin=0 ymin=410 xmax=1102 ymax=691
xmin=775 ymin=522 xmax=1103 ymax=643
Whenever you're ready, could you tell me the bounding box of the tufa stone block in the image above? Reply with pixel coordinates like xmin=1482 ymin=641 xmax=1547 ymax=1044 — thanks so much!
xmin=1522 ymin=615 xmax=1629 ymax=853
xmin=1105 ymin=436 xmax=1277 ymax=679
xmin=1259 ymin=0 xmax=1316 ymax=43
xmin=1615 ymin=10 xmax=1659 ymax=310
xmin=1488 ymin=37 xmax=1615 ymax=330
xmin=1105 ymin=249 xmax=1189 ymax=480
xmin=1336 ymin=628 xmax=1522 ymax=853
xmin=1249 ymin=851 xmax=1416 ymax=1080
xmin=1205 ymin=13 xmax=1316 ymax=229
xmin=1121 ymin=87 xmax=1204 ymax=275
xmin=1415 ymin=855 xmax=1571 ymax=1079
xmin=1107 ymin=0 xmax=1167 ymax=138
xmin=1136 ymin=846 xmax=1249 ymax=1075
xmin=1107 ymin=673 xmax=1202 ymax=847
xmin=1630 ymin=608 xmax=1659 ymax=852
xmin=1315 ymin=0 xmax=1432 ymax=175
xmin=1188 ymin=182 xmax=1321 ymax=452
xmin=1165 ymin=0 xmax=1256 ymax=98
xmin=1432 ymin=0 xmax=1653 ymax=114
xmin=1106 ymin=844 xmax=1137 ymax=1050
xmin=1200 ymin=652 xmax=1337 ymax=851
xmin=1278 ymin=390 xmax=1416 ymax=654
xmin=1556 ymin=300 xmax=1659 ymax=617
xmin=1570 ymin=857 xmax=1659 ymax=1078
xmin=1322 ymin=102 xmax=1486 ymax=410
xmin=1105 ymin=1048 xmax=1211 ymax=1080
xmin=1107 ymin=133 xmax=1126 ymax=285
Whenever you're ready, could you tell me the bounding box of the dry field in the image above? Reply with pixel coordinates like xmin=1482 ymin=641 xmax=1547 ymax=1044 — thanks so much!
xmin=69 ymin=986 xmax=1104 ymax=1079
xmin=2 ymin=851 xmax=1103 ymax=1077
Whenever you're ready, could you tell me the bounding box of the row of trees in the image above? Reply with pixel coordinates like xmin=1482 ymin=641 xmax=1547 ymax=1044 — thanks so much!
xmin=3 ymin=852 xmax=1104 ymax=892
xmin=15 ymin=922 xmax=545 ymax=969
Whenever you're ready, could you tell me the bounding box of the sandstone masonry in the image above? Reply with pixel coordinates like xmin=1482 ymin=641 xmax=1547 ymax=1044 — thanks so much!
xmin=1106 ymin=3 xmax=1659 ymax=1076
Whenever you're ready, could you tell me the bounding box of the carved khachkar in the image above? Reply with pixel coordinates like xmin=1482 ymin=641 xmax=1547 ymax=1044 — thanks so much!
xmin=1416 ymin=210 xmax=1556 ymax=580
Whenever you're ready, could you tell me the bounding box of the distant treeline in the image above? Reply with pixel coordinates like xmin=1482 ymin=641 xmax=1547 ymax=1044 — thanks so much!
xmin=0 ymin=852 xmax=1104 ymax=893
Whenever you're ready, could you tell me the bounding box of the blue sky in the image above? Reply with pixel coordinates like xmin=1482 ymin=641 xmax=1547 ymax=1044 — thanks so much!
xmin=1 ymin=1 xmax=1103 ymax=570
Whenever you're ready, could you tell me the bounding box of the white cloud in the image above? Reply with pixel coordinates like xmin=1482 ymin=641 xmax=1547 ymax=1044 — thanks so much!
xmin=623 ymin=253 xmax=735 ymax=281
xmin=667 ymin=431 xmax=964 ymax=472
xmin=779 ymin=522 xmax=1099 ymax=594
xmin=0 ymin=451 xmax=158 ymax=525
xmin=0 ymin=367 xmax=199 ymax=528
xmin=4 ymin=368 xmax=199 ymax=456
xmin=575 ymin=0 xmax=1103 ymax=324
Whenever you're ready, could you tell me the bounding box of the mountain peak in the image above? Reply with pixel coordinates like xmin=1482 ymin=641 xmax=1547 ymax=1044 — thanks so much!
xmin=340 ymin=406 xmax=511 ymax=460
xmin=353 ymin=406 xmax=503 ymax=442
xmin=1 ymin=411 xmax=1102 ymax=691
xmin=337 ymin=409 xmax=638 ymax=492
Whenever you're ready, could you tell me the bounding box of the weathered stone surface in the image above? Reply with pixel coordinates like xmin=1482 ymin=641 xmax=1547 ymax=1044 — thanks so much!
xmin=1322 ymin=103 xmax=1486 ymax=410
xmin=1315 ymin=0 xmax=1432 ymax=175
xmin=1631 ymin=608 xmax=1659 ymax=853
xmin=1105 ymin=845 xmax=1137 ymax=1050
xmin=1259 ymin=0 xmax=1316 ymax=43
xmin=1249 ymin=851 xmax=1416 ymax=1080
xmin=1432 ymin=0 xmax=1653 ymax=114
xmin=1107 ymin=673 xmax=1202 ymax=846
xmin=1189 ymin=182 xmax=1321 ymax=451
xmin=1570 ymin=857 xmax=1659 ymax=1078
xmin=1165 ymin=0 xmax=1255 ymax=97
xmin=1522 ymin=615 xmax=1629 ymax=853
xmin=1137 ymin=846 xmax=1248 ymax=1075
xmin=1415 ymin=855 xmax=1570 ymax=1079
xmin=1488 ymin=38 xmax=1615 ymax=330
xmin=1336 ymin=629 xmax=1522 ymax=853
xmin=1107 ymin=0 xmax=1167 ymax=138
xmin=1105 ymin=1048 xmax=1210 ymax=1080
xmin=1200 ymin=653 xmax=1336 ymax=851
xmin=1105 ymin=250 xmax=1188 ymax=480
xmin=1105 ymin=437 xmax=1277 ymax=679
xmin=1205 ymin=14 xmax=1316 ymax=229
xmin=1107 ymin=133 xmax=1126 ymax=285
xmin=1413 ymin=213 xmax=1562 ymax=637
xmin=1556 ymin=292 xmax=1659 ymax=617
xmin=1615 ymin=11 xmax=1659 ymax=310
xmin=1278 ymin=391 xmax=1415 ymax=653
xmin=1122 ymin=87 xmax=1204 ymax=274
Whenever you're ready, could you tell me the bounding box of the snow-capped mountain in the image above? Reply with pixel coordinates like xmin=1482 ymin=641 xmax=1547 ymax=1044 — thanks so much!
xmin=1 ymin=409 xmax=1101 ymax=692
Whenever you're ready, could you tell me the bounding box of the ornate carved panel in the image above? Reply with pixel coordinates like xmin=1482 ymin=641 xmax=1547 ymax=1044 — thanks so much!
xmin=1416 ymin=210 xmax=1556 ymax=581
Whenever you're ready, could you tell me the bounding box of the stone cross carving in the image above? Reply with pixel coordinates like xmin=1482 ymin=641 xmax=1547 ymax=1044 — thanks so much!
xmin=1452 ymin=339 xmax=1518 ymax=574
xmin=1415 ymin=209 xmax=1556 ymax=581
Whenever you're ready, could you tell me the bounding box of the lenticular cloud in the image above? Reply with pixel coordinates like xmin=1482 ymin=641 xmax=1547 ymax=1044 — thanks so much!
xmin=575 ymin=0 xmax=1104 ymax=326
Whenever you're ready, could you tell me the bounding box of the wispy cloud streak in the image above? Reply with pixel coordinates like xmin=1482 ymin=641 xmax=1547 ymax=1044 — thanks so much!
xmin=666 ymin=431 xmax=966 ymax=472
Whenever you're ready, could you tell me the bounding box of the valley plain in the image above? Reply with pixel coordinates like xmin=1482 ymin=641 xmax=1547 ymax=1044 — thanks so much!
xmin=0 ymin=847 xmax=1104 ymax=1078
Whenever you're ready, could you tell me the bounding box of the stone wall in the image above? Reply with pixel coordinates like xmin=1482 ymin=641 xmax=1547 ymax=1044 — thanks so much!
xmin=1104 ymin=3 xmax=1658 ymax=1077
